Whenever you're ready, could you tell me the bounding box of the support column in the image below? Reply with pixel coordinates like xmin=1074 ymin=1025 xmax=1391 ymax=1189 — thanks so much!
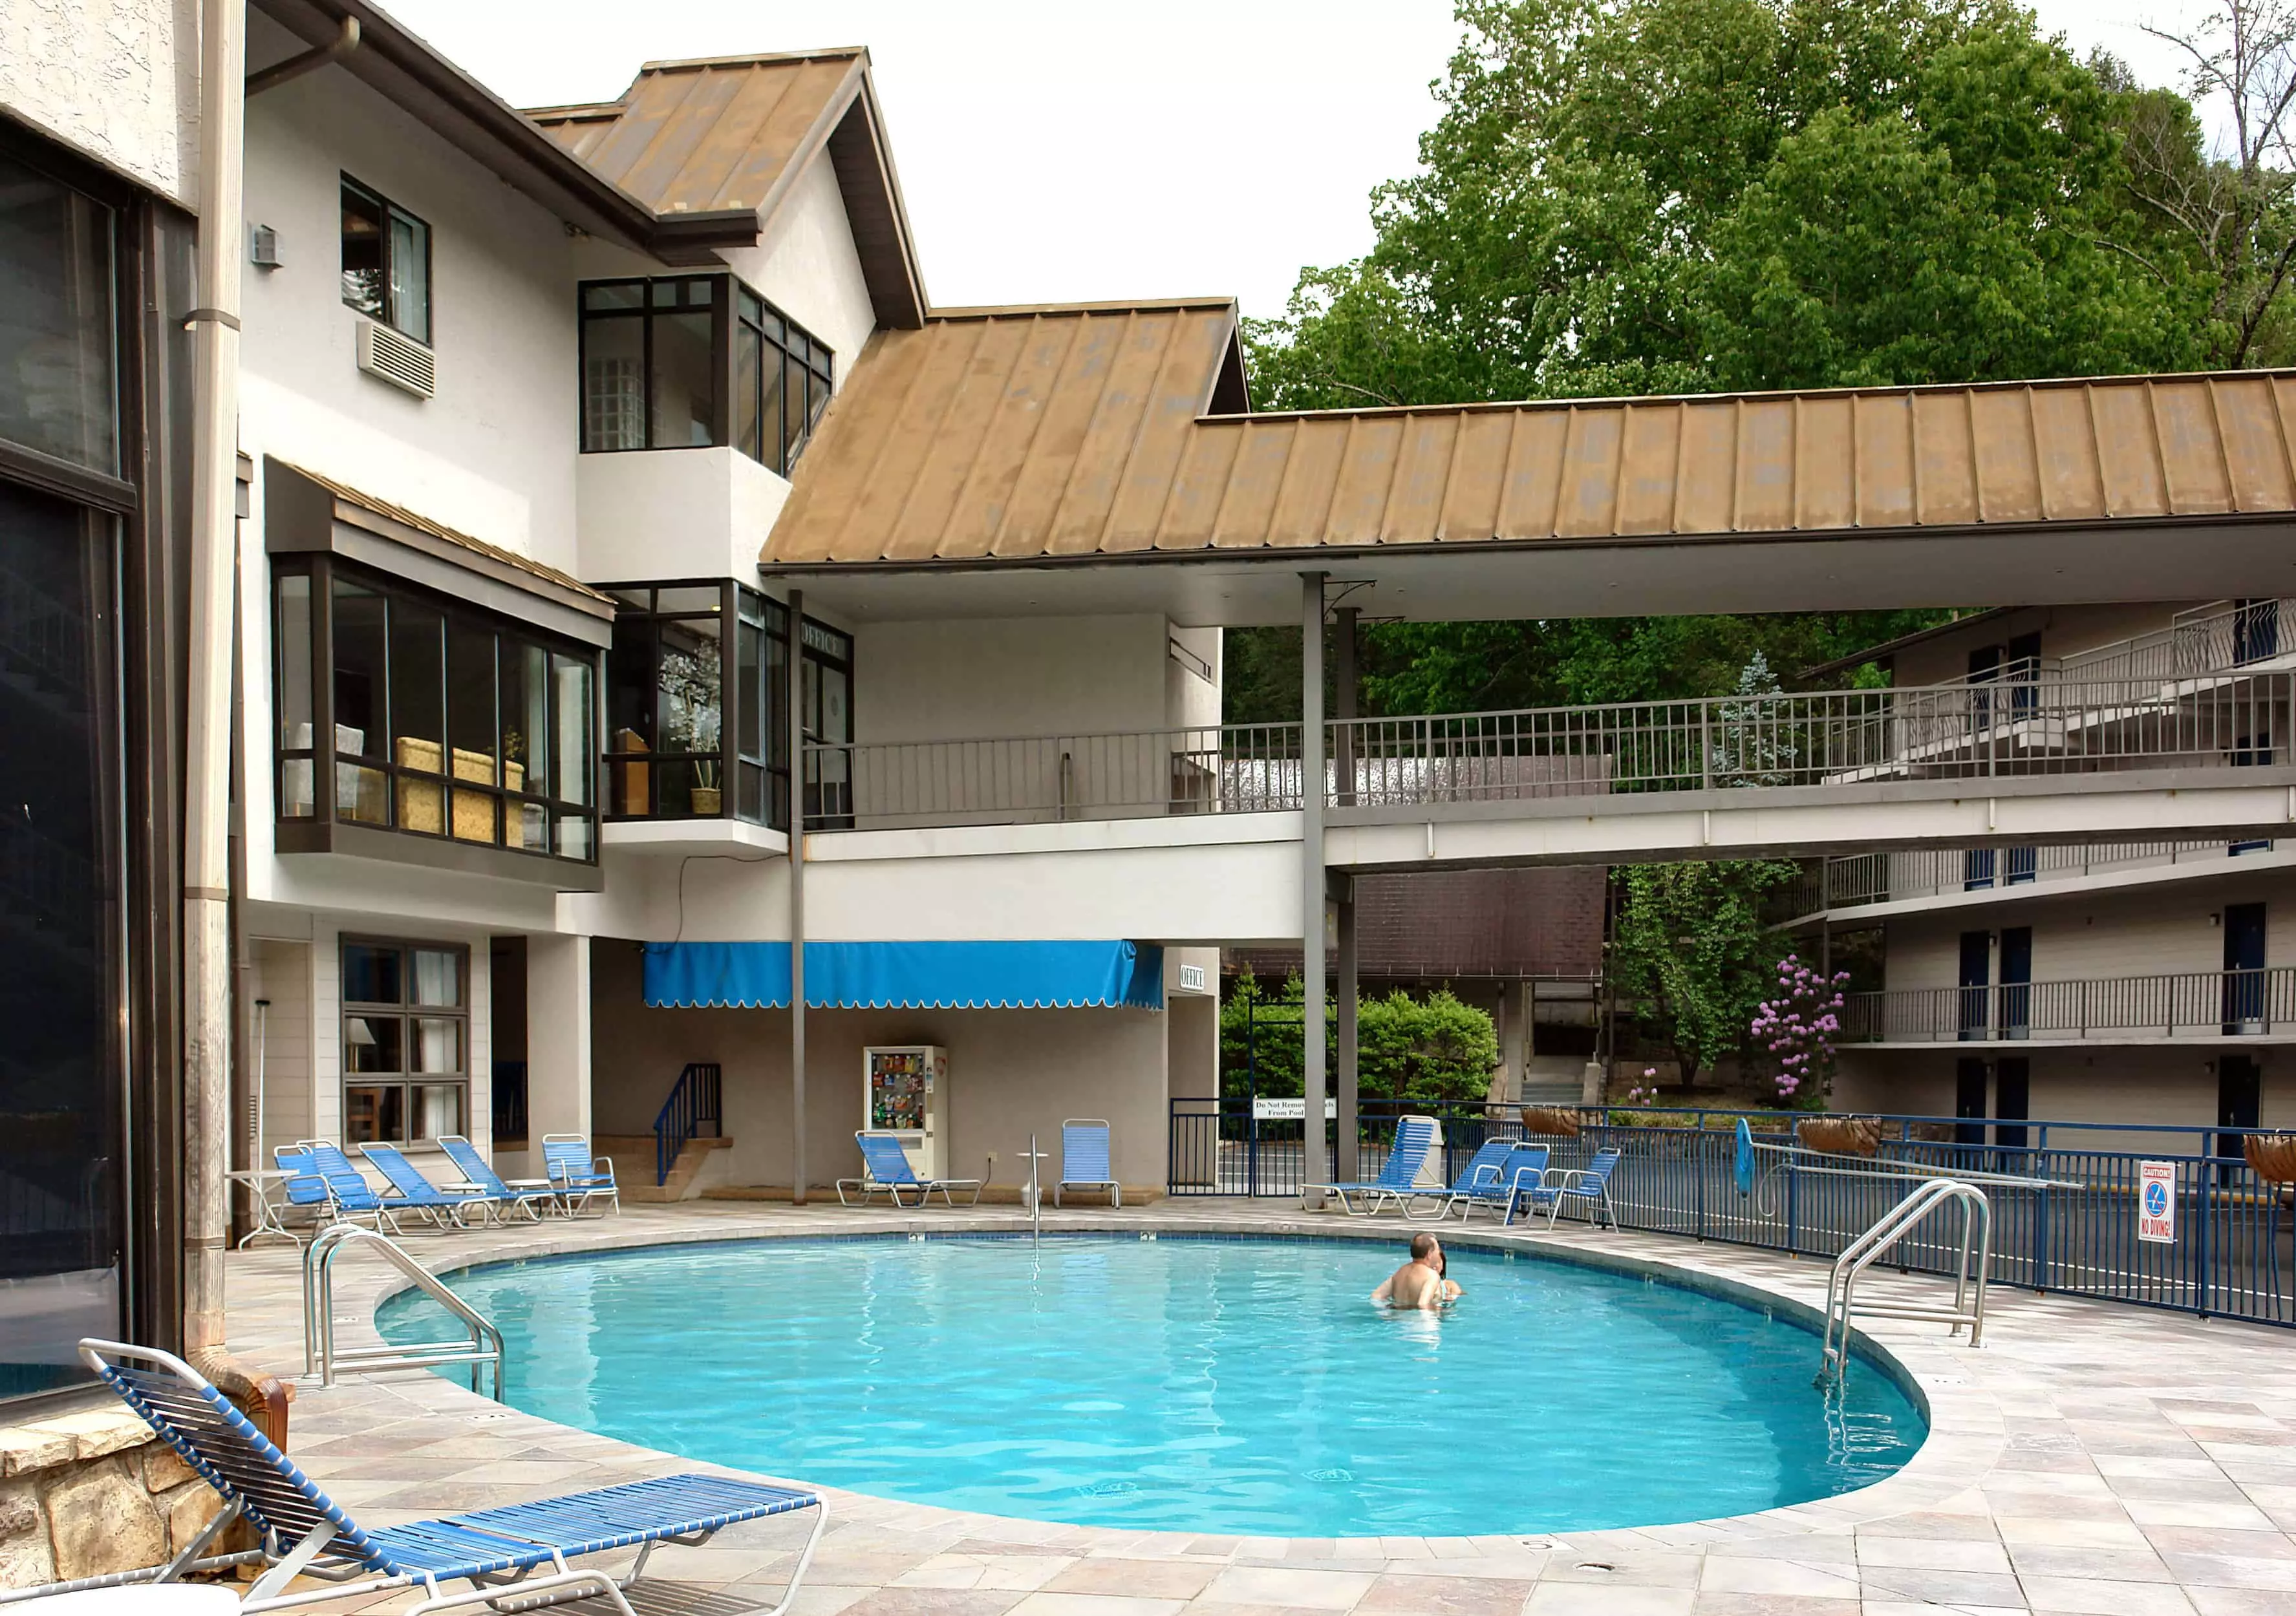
xmin=788 ymin=588 xmax=808 ymax=1204
xmin=1500 ymin=979 xmax=1527 ymax=1105
xmin=1300 ymin=572 xmax=1327 ymax=1204
xmin=526 ymin=934 xmax=592 ymax=1144
xmin=1335 ymin=873 xmax=1358 ymax=1181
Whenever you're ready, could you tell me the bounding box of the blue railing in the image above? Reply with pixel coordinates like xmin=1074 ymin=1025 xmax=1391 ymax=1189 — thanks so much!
xmin=1166 ymin=1099 xmax=2296 ymax=1328
xmin=653 ymin=1062 xmax=723 ymax=1186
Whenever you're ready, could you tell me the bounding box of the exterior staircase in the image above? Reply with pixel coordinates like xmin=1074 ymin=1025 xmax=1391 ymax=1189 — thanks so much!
xmin=601 ymin=1133 xmax=733 ymax=1202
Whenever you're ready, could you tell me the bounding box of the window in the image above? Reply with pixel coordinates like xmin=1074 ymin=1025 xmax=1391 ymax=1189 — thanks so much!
xmin=341 ymin=940 xmax=467 ymax=1143
xmin=273 ymin=557 xmax=599 ymax=862
xmin=604 ymin=582 xmax=793 ymax=827
xmin=801 ymin=618 xmax=853 ymax=828
xmin=340 ymin=176 xmax=430 ymax=343
xmin=0 ymin=150 xmax=116 ymax=471
xmin=580 ymin=275 xmax=832 ymax=472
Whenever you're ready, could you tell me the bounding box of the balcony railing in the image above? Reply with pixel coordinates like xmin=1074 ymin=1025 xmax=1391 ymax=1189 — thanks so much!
xmin=1843 ymin=968 xmax=2296 ymax=1042
xmin=1945 ymin=597 xmax=2296 ymax=691
xmin=804 ymin=671 xmax=2293 ymax=831
xmin=1814 ymin=838 xmax=2272 ymax=910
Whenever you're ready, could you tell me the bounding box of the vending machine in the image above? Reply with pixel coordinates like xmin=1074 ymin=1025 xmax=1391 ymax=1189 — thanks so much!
xmin=863 ymin=1045 xmax=948 ymax=1179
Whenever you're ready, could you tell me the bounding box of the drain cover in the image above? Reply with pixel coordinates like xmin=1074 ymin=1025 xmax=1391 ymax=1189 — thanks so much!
xmin=1079 ymin=1480 xmax=1139 ymax=1497
xmin=1306 ymin=1467 xmax=1355 ymax=1483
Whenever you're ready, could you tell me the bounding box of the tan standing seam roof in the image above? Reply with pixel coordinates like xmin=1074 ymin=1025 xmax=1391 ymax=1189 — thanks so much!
xmin=765 ymin=352 xmax=2296 ymax=567
xmin=530 ymin=49 xmax=927 ymax=328
xmin=276 ymin=461 xmax=616 ymax=604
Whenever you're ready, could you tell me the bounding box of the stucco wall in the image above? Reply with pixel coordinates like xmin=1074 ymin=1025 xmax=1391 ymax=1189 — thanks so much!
xmin=588 ymin=941 xmax=1173 ymax=1191
xmin=722 ymin=148 xmax=877 ymax=398
xmin=1836 ymin=1045 xmax=2291 ymax=1143
xmin=1 ymin=0 xmax=198 ymax=206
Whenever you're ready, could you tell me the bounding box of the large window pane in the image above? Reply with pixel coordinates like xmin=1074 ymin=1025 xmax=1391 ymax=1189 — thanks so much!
xmin=330 ymin=580 xmax=389 ymax=824
xmin=339 ymin=180 xmax=386 ymax=321
xmin=343 ymin=1014 xmax=403 ymax=1074
xmin=652 ymin=309 xmax=716 ymax=447
xmin=583 ymin=317 xmax=644 ymax=451
xmin=0 ymin=153 xmax=116 ymax=471
xmin=758 ymin=356 xmax=787 ymax=474
xmin=345 ymin=1085 xmax=403 ymax=1146
xmin=658 ymin=618 xmax=722 ymax=754
xmin=555 ymin=654 xmax=594 ymax=808
xmin=502 ymin=640 xmax=547 ymax=805
xmin=389 ymin=599 xmax=445 ymax=835
xmin=276 ymin=574 xmax=315 ymax=816
xmin=411 ymin=948 xmax=461 ymax=1007
xmin=341 ymin=942 xmax=402 ymax=1006
xmin=733 ymin=315 xmax=762 ymax=461
xmin=387 ymin=209 xmax=429 ymax=343
xmin=782 ymin=352 xmax=810 ymax=464
xmin=446 ymin=621 xmax=497 ymax=842
xmin=411 ymin=1017 xmax=462 ymax=1074
xmin=0 ymin=483 xmax=121 ymax=1394
xmin=413 ymin=1084 xmax=464 ymax=1141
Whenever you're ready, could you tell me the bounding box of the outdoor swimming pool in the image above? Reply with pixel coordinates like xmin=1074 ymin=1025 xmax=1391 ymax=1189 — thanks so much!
xmin=380 ymin=1235 xmax=1926 ymax=1537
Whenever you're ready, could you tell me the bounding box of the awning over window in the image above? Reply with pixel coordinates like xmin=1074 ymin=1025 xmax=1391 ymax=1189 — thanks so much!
xmin=641 ymin=941 xmax=1164 ymax=1011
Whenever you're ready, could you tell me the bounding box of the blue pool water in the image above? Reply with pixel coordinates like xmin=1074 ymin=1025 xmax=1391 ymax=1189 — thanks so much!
xmin=380 ymin=1235 xmax=1924 ymax=1536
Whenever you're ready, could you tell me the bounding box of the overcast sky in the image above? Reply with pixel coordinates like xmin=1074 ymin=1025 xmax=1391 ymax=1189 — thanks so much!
xmin=379 ymin=0 xmax=2231 ymax=321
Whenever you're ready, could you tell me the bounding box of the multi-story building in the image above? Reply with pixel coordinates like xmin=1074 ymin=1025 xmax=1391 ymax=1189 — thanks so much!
xmin=1808 ymin=599 xmax=2296 ymax=1138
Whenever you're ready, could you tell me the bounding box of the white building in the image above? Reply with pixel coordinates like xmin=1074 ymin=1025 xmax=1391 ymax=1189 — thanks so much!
xmin=1810 ymin=599 xmax=2296 ymax=1140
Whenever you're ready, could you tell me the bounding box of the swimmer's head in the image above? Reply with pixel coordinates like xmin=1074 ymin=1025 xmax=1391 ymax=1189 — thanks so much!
xmin=1410 ymin=1232 xmax=1439 ymax=1262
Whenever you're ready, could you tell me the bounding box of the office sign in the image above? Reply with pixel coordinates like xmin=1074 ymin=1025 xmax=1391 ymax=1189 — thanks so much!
xmin=1252 ymin=1097 xmax=1338 ymax=1121
xmin=2138 ymin=1160 xmax=2176 ymax=1244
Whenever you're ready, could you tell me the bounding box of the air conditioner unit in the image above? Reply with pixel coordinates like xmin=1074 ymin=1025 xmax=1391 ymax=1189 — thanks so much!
xmin=356 ymin=319 xmax=435 ymax=399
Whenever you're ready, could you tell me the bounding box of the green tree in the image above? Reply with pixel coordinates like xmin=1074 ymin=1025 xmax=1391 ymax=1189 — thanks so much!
xmin=1219 ymin=972 xmax=1497 ymax=1105
xmin=1611 ymin=860 xmax=1800 ymax=1087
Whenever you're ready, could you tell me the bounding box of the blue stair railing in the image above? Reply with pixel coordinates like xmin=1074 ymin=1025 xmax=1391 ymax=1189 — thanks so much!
xmin=654 ymin=1062 xmax=724 ymax=1186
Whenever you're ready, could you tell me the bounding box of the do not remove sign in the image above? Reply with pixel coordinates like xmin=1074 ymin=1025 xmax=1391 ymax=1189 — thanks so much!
xmin=2138 ymin=1160 xmax=2177 ymax=1245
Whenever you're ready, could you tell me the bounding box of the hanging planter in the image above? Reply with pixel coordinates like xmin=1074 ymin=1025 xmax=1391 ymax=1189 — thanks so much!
xmin=1797 ymin=1115 xmax=1883 ymax=1157
xmin=1521 ymin=1105 xmax=1583 ymax=1138
xmin=2244 ymin=1133 xmax=2296 ymax=1185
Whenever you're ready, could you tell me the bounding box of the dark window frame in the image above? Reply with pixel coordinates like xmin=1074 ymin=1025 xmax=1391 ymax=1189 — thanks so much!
xmin=271 ymin=554 xmax=601 ymax=865
xmin=0 ymin=118 xmax=189 ymax=1409
xmin=339 ymin=173 xmax=433 ymax=343
xmin=339 ymin=937 xmax=471 ymax=1145
xmin=579 ymin=273 xmax=832 ymax=472
xmin=800 ymin=617 xmax=854 ymax=829
xmin=601 ymin=581 xmax=800 ymax=830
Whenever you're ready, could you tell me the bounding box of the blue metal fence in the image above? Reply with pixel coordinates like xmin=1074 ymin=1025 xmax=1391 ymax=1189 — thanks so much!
xmin=1165 ymin=1100 xmax=2296 ymax=1328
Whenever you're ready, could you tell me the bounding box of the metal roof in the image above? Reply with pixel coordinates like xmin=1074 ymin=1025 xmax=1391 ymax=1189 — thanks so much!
xmin=530 ymin=50 xmax=927 ymax=328
xmin=765 ymin=337 xmax=2296 ymax=567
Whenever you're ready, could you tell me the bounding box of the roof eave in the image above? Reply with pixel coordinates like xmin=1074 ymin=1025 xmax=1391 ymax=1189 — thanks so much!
xmin=252 ymin=0 xmax=756 ymax=266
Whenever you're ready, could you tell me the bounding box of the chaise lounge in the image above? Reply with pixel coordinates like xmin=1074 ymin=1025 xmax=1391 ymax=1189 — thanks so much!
xmin=79 ymin=1339 xmax=826 ymax=1616
xmin=837 ymin=1130 xmax=983 ymax=1207
xmin=1305 ymin=1115 xmax=1439 ymax=1215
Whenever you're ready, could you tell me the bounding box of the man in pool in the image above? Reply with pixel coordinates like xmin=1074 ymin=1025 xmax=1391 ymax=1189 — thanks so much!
xmin=1370 ymin=1232 xmax=1460 ymax=1309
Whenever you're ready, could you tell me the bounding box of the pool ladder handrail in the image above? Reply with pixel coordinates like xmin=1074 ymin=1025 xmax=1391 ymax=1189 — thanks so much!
xmin=301 ymin=1222 xmax=506 ymax=1399
xmin=1819 ymin=1177 xmax=1991 ymax=1382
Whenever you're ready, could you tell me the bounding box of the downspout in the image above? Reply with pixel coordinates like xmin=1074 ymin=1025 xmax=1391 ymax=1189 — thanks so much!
xmin=184 ymin=0 xmax=284 ymax=1429
xmin=787 ymin=590 xmax=808 ymax=1205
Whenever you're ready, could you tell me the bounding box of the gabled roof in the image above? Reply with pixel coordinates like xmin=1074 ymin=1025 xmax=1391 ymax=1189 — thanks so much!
xmin=251 ymin=0 xmax=760 ymax=265
xmin=530 ymin=50 xmax=926 ymax=329
xmin=765 ymin=365 xmax=2296 ymax=569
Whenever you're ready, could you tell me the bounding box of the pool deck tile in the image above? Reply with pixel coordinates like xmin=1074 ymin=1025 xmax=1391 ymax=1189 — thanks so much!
xmin=213 ymin=1198 xmax=2296 ymax=1616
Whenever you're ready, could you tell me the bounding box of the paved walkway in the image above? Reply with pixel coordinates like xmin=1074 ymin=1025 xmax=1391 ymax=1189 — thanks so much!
xmin=222 ymin=1199 xmax=2296 ymax=1616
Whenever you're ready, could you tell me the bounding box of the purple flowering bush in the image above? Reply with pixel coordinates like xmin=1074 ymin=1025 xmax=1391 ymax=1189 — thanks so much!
xmin=1751 ymin=953 xmax=1849 ymax=1109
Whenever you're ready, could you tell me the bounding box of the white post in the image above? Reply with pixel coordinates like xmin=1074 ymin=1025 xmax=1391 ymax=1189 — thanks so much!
xmin=183 ymin=0 xmax=248 ymax=1360
xmin=788 ymin=589 xmax=808 ymax=1204
xmin=526 ymin=935 xmax=592 ymax=1145
xmin=1300 ymin=572 xmax=1327 ymax=1206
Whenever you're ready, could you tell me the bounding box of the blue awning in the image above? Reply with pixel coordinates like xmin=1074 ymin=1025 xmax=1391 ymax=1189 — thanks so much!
xmin=641 ymin=941 xmax=1164 ymax=1011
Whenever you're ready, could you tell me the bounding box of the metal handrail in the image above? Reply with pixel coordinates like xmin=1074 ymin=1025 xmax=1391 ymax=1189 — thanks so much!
xmin=1843 ymin=967 xmax=2296 ymax=1043
xmin=654 ymin=1060 xmax=724 ymax=1185
xmin=1819 ymin=1178 xmax=1992 ymax=1381
xmin=301 ymin=1222 xmax=504 ymax=1399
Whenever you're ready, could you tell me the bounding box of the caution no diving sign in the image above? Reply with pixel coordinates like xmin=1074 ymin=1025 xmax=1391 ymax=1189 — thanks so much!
xmin=2138 ymin=1160 xmax=2177 ymax=1244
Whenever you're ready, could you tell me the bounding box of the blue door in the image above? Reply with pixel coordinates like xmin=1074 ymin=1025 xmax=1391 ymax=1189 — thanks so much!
xmin=1958 ymin=931 xmax=1991 ymax=1040
xmin=1999 ymin=927 xmax=2032 ymax=1039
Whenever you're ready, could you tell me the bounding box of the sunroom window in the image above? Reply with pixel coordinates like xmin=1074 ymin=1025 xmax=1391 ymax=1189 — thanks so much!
xmin=579 ymin=274 xmax=833 ymax=473
xmin=273 ymin=557 xmax=599 ymax=862
xmin=605 ymin=582 xmax=794 ymax=826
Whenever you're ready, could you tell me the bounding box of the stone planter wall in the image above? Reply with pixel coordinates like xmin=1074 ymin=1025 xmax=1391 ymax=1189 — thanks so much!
xmin=0 ymin=1403 xmax=220 ymax=1589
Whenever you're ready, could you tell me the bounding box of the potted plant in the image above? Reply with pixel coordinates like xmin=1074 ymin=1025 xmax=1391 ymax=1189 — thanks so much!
xmin=691 ymin=760 xmax=722 ymax=816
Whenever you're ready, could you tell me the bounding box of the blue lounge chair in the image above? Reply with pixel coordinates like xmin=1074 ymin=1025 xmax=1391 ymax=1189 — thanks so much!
xmin=837 ymin=1131 xmax=983 ymax=1207
xmin=1415 ymin=1140 xmax=1550 ymax=1222
xmin=1305 ymin=1115 xmax=1439 ymax=1215
xmin=359 ymin=1142 xmax=494 ymax=1229
xmin=294 ymin=1141 xmax=398 ymax=1232
xmin=436 ymin=1134 xmax=557 ymax=1221
xmin=80 ymin=1339 xmax=825 ymax=1615
xmin=1513 ymin=1147 xmax=1624 ymax=1229
xmin=541 ymin=1133 xmax=620 ymax=1217
xmin=1054 ymin=1118 xmax=1120 ymax=1207
xmin=266 ymin=1145 xmax=347 ymax=1240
